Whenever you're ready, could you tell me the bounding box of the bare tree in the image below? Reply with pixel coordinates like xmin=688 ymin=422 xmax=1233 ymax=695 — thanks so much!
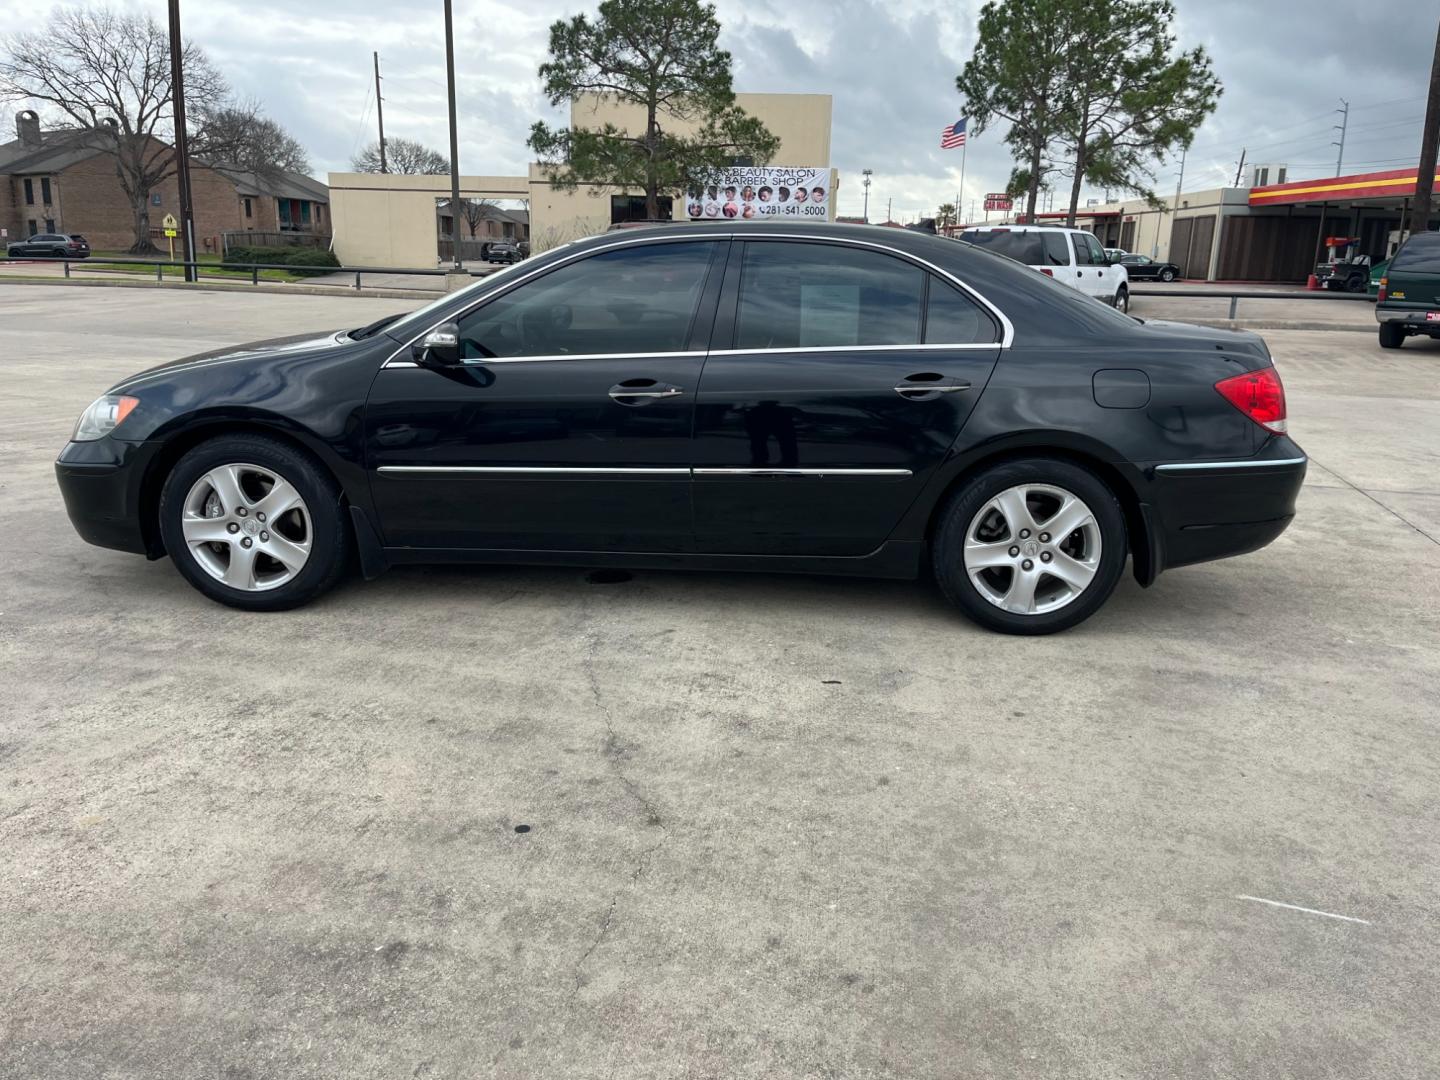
xmin=351 ymin=137 xmax=448 ymax=175
xmin=0 ymin=8 xmax=231 ymax=253
xmin=460 ymin=198 xmax=495 ymax=238
xmin=194 ymin=103 xmax=310 ymax=180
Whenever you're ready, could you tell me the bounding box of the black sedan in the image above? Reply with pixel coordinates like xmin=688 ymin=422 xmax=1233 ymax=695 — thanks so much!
xmin=55 ymin=221 xmax=1304 ymax=634
xmin=483 ymin=241 xmax=523 ymax=264
xmin=8 ymin=232 xmax=89 ymax=259
xmin=1118 ymin=253 xmax=1180 ymax=282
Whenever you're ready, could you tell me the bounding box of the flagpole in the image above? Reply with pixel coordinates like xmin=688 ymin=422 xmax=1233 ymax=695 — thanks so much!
xmin=957 ymin=134 xmax=968 ymax=226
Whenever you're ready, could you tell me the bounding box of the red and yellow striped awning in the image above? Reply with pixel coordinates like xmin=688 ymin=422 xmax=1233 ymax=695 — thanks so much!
xmin=1249 ymin=167 xmax=1440 ymax=206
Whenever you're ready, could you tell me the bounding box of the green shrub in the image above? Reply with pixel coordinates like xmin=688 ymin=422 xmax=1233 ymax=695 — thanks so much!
xmin=221 ymin=244 xmax=339 ymax=276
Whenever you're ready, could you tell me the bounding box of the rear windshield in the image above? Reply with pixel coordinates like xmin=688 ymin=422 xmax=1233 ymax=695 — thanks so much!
xmin=1391 ymin=233 xmax=1440 ymax=274
xmin=960 ymin=229 xmax=1069 ymax=266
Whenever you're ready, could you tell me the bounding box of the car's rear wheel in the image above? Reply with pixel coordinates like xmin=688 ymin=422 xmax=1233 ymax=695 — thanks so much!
xmin=932 ymin=459 xmax=1128 ymax=635
xmin=1378 ymin=322 xmax=1407 ymax=349
xmin=1160 ymin=268 xmax=1176 ymax=282
xmin=158 ymin=434 xmax=350 ymax=611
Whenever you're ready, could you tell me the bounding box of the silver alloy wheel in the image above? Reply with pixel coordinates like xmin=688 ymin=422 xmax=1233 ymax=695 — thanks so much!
xmin=180 ymin=463 xmax=312 ymax=591
xmin=1115 ymin=288 xmax=1129 ymax=314
xmin=963 ymin=483 xmax=1102 ymax=615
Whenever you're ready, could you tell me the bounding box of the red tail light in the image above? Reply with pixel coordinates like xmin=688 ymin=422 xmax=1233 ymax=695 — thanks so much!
xmin=1038 ymin=267 xmax=1054 ymax=277
xmin=1377 ymin=276 xmax=1387 ymax=302
xmin=1215 ymin=367 xmax=1287 ymax=434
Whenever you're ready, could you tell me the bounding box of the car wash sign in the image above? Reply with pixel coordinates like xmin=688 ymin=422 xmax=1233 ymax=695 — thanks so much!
xmin=685 ymin=168 xmax=831 ymax=221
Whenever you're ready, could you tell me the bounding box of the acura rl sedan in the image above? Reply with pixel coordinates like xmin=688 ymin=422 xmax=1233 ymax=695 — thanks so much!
xmin=55 ymin=221 xmax=1305 ymax=634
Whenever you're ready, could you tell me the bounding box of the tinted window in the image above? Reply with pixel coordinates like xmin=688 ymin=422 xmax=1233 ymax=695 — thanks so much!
xmin=962 ymin=230 xmax=1043 ymax=265
xmin=924 ymin=279 xmax=998 ymax=344
xmin=1391 ymin=233 xmax=1440 ymax=274
xmin=454 ymin=241 xmax=716 ymax=358
xmin=735 ymin=242 xmax=924 ymax=349
xmin=1084 ymin=234 xmax=1107 ymax=264
xmin=1041 ymin=232 xmax=1071 ymax=266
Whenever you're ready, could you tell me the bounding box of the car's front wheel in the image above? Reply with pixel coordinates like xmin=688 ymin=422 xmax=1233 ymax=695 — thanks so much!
xmin=1378 ymin=322 xmax=1406 ymax=349
xmin=158 ymin=434 xmax=351 ymax=611
xmin=931 ymin=458 xmax=1128 ymax=635
xmin=1159 ymin=268 xmax=1176 ymax=282
xmin=1113 ymin=285 xmax=1129 ymax=314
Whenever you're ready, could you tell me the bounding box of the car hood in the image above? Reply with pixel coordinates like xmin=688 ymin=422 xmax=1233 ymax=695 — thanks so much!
xmin=108 ymin=329 xmax=352 ymax=394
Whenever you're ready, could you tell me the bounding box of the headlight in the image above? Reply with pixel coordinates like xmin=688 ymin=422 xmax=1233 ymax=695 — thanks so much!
xmin=72 ymin=395 xmax=139 ymax=441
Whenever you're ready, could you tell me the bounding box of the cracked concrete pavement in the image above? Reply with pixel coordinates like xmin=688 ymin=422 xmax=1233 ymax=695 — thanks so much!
xmin=1 ymin=285 xmax=1437 ymax=1079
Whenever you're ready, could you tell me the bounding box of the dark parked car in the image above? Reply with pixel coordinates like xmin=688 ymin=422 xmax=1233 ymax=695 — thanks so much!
xmin=483 ymin=241 xmax=522 ymax=264
xmin=1375 ymin=232 xmax=1440 ymax=348
xmin=55 ymin=221 xmax=1305 ymax=634
xmin=1118 ymin=253 xmax=1179 ymax=282
xmin=8 ymin=232 xmax=89 ymax=259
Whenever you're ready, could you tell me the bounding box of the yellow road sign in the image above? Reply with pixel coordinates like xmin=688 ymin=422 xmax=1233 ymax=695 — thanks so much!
xmin=164 ymin=229 xmax=177 ymax=238
xmin=161 ymin=213 xmax=178 ymax=230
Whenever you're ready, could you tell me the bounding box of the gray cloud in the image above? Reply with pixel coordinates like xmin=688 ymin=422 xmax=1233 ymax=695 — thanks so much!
xmin=2 ymin=0 xmax=1435 ymax=223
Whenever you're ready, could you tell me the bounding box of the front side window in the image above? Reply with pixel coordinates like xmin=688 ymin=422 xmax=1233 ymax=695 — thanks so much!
xmin=1084 ymin=234 xmax=1108 ymax=265
xmin=734 ymin=241 xmax=924 ymax=349
xmin=1070 ymin=233 xmax=1095 ymax=265
xmin=454 ymin=241 xmax=717 ymax=359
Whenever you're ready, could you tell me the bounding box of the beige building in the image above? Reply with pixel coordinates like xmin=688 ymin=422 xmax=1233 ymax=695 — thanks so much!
xmin=328 ymin=92 xmax=836 ymax=268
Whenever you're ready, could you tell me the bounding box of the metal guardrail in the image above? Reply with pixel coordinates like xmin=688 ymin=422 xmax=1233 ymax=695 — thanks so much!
xmin=43 ymin=257 xmax=488 ymax=290
xmin=1128 ymin=287 xmax=1373 ymax=320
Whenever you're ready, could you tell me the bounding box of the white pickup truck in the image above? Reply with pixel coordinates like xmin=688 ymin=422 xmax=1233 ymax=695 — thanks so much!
xmin=959 ymin=224 xmax=1131 ymax=313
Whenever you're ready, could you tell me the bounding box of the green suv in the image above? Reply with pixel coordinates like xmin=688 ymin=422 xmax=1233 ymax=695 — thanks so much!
xmin=1376 ymin=232 xmax=1440 ymax=348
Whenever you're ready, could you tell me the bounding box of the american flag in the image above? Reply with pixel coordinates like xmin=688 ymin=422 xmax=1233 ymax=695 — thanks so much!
xmin=940 ymin=118 xmax=968 ymax=150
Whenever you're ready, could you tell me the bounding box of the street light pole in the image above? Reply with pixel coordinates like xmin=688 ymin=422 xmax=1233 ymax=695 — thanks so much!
xmin=166 ymin=0 xmax=196 ymax=282
xmin=374 ymin=51 xmax=388 ymax=174
xmin=443 ymin=0 xmax=463 ymax=270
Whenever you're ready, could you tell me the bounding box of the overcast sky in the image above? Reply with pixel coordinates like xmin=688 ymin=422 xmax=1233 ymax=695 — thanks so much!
xmin=3 ymin=0 xmax=1436 ymax=222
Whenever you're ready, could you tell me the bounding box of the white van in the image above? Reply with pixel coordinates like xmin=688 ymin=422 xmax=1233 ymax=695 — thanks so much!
xmin=958 ymin=225 xmax=1131 ymax=313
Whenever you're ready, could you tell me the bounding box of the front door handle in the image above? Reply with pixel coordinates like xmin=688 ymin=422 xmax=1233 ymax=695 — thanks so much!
xmin=609 ymin=379 xmax=684 ymax=404
xmin=893 ymin=374 xmax=972 ymax=400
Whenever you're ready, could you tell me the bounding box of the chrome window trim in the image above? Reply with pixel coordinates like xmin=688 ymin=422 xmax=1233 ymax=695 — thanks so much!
xmin=1154 ymin=457 xmax=1307 ymax=473
xmin=707 ymin=342 xmax=997 ymax=356
xmin=381 ymin=230 xmax=1015 ymax=369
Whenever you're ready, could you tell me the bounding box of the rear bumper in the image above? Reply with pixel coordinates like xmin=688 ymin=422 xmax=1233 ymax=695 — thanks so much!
xmin=1143 ymin=443 xmax=1306 ymax=573
xmin=1376 ymin=305 xmax=1440 ymax=329
xmin=55 ymin=438 xmax=159 ymax=556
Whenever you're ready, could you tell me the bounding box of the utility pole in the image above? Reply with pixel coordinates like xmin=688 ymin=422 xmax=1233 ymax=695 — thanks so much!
xmin=886 ymin=196 xmax=892 ymax=224
xmin=443 ymin=0 xmax=463 ymax=270
xmin=861 ymin=168 xmax=872 ymax=222
xmin=1333 ymin=99 xmax=1350 ymax=175
xmin=1406 ymin=19 xmax=1440 ymax=239
xmin=373 ymin=52 xmax=387 ymax=173
xmin=1233 ymin=148 xmax=1247 ymax=188
xmin=166 ymin=0 xmax=196 ymax=282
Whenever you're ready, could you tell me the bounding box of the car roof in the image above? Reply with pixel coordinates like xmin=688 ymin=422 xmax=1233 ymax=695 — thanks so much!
xmin=961 ymin=223 xmax=1092 ymax=233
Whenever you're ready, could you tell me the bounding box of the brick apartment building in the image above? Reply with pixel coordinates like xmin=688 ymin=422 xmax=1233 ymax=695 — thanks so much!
xmin=1 ymin=110 xmax=329 ymax=253
xmin=436 ymin=199 xmax=530 ymax=243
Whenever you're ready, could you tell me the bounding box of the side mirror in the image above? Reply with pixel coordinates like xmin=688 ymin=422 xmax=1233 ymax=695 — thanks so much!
xmin=413 ymin=321 xmax=461 ymax=366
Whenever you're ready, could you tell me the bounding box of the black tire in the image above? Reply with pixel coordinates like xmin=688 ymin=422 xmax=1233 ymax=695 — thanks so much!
xmin=1113 ymin=285 xmax=1129 ymax=314
xmin=158 ymin=433 xmax=351 ymax=611
xmin=50 ymin=248 xmax=67 ymax=258
xmin=1159 ymin=268 xmax=1176 ymax=282
xmin=931 ymin=458 xmax=1129 ymax=635
xmin=1378 ymin=322 xmax=1406 ymax=349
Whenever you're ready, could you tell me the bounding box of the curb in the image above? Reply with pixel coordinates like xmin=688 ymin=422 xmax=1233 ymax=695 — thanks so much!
xmin=1173 ymin=318 xmax=1374 ymax=334
xmin=0 ymin=276 xmax=439 ymax=301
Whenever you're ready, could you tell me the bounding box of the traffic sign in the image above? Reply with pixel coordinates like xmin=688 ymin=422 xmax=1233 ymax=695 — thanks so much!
xmin=164 ymin=229 xmax=177 ymax=238
xmin=161 ymin=213 xmax=178 ymax=230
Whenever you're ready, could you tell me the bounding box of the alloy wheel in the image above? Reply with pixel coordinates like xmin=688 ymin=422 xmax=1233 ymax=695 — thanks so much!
xmin=180 ymin=463 xmax=312 ymax=591
xmin=963 ymin=483 xmax=1102 ymax=615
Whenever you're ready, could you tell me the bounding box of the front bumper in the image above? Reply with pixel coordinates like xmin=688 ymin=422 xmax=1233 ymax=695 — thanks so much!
xmin=55 ymin=438 xmax=160 ymax=556
xmin=1144 ymin=440 xmax=1307 ymax=572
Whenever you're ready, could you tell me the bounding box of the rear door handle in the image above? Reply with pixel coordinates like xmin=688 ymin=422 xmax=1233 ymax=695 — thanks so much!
xmin=893 ymin=374 xmax=971 ymax=400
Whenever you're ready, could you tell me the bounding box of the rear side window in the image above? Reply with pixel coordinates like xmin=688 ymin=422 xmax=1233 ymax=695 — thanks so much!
xmin=1041 ymin=232 xmax=1071 ymax=266
xmin=962 ymin=230 xmax=1043 ymax=265
xmin=1391 ymin=233 xmax=1440 ymax=274
xmin=924 ymin=279 xmax=998 ymax=344
xmin=734 ymin=241 xmax=924 ymax=349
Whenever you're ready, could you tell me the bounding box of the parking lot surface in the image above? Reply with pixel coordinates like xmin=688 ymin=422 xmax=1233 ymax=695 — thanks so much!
xmin=2 ymin=285 xmax=1437 ymax=1079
